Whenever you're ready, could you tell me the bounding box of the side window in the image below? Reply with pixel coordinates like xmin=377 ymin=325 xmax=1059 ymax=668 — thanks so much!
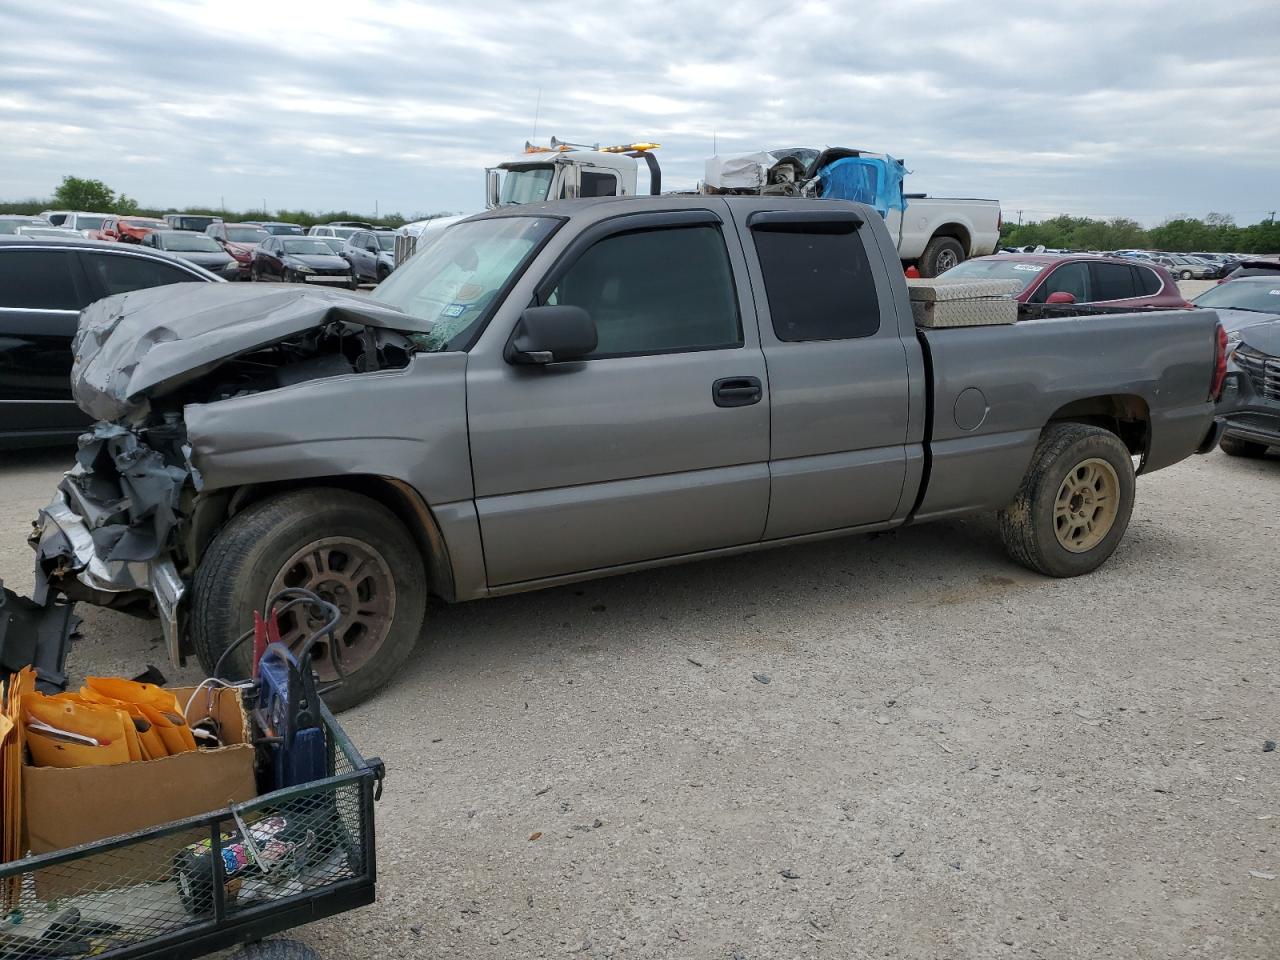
xmin=0 ymin=250 xmax=89 ymax=310
xmin=546 ymin=225 xmax=741 ymax=358
xmin=1134 ymin=266 xmax=1163 ymax=295
xmin=86 ymin=253 xmax=199 ymax=296
xmin=580 ymin=171 xmax=619 ymax=198
xmin=1090 ymin=262 xmax=1136 ymax=301
xmin=1029 ymin=262 xmax=1091 ymax=303
xmin=751 ymin=222 xmax=880 ymax=340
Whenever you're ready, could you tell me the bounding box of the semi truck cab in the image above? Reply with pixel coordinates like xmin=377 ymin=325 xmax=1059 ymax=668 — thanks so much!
xmin=485 ymin=138 xmax=661 ymax=208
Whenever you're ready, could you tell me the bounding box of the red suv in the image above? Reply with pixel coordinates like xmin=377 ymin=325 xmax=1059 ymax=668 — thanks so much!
xmin=941 ymin=254 xmax=1188 ymax=309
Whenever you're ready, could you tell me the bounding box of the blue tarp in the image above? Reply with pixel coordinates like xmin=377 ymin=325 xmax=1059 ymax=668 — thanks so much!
xmin=816 ymin=155 xmax=908 ymax=218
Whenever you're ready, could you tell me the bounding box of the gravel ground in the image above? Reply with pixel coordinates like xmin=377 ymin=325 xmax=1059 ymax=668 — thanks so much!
xmin=1 ymin=278 xmax=1273 ymax=959
xmin=2 ymin=441 xmax=1277 ymax=959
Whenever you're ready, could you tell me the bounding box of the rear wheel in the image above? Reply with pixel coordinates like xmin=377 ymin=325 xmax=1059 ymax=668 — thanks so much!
xmin=191 ymin=488 xmax=427 ymax=712
xmin=998 ymin=423 xmax=1136 ymax=577
xmin=919 ymin=236 xmax=965 ymax=278
xmin=1180 ymin=269 xmax=1193 ymax=280
xmin=376 ymin=264 xmax=390 ymax=284
xmin=1219 ymin=434 xmax=1269 ymax=458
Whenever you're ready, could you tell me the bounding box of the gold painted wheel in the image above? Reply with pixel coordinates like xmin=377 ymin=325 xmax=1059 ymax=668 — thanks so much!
xmin=1053 ymin=457 xmax=1120 ymax=553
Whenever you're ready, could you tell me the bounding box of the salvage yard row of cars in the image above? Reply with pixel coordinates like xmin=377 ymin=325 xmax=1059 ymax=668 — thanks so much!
xmin=999 ymin=244 xmax=1261 ymax=281
xmin=0 ymin=211 xmax=402 ymax=290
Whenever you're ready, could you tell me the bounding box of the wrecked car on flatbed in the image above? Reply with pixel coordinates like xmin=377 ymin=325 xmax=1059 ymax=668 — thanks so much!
xmin=33 ymin=196 xmax=1228 ymax=709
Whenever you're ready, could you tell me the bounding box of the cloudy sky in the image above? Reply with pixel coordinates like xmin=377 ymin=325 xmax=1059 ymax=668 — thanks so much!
xmin=2 ymin=0 xmax=1277 ymax=224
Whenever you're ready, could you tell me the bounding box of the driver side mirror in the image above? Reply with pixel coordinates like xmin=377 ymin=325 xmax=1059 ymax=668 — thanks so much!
xmin=1045 ymin=291 xmax=1076 ymax=304
xmin=486 ymin=169 xmax=501 ymax=210
xmin=506 ymin=305 xmax=597 ymax=365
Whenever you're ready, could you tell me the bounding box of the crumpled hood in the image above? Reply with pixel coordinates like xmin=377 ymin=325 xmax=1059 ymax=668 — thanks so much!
xmin=1235 ymin=316 xmax=1280 ymax=357
xmin=72 ymin=283 xmax=434 ymax=422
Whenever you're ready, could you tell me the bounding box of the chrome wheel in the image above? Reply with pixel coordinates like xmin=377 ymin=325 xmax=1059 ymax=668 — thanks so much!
xmin=936 ymin=249 xmax=960 ymax=272
xmin=268 ymin=536 xmax=397 ymax=681
xmin=1053 ymin=458 xmax=1120 ymax=553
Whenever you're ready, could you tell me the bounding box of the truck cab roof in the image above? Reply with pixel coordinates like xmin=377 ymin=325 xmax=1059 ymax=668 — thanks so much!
xmin=497 ymin=149 xmax=638 ymax=172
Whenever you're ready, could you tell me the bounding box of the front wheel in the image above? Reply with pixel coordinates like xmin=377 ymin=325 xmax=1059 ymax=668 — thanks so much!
xmin=918 ymin=236 xmax=966 ymax=278
xmin=998 ymin=423 xmax=1136 ymax=577
xmin=1219 ymin=435 xmax=1269 ymax=458
xmin=191 ymin=488 xmax=427 ymax=712
xmin=1180 ymin=270 xmax=1193 ymax=280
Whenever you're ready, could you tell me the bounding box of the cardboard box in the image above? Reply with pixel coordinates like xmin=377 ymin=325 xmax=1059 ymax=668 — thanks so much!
xmin=22 ymin=686 xmax=256 ymax=898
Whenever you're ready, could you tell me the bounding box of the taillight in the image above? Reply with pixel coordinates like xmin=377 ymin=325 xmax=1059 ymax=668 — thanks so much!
xmin=1210 ymin=322 xmax=1227 ymax=400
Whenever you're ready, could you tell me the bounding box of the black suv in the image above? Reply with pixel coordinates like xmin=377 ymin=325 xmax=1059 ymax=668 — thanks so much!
xmin=0 ymin=238 xmax=220 ymax=448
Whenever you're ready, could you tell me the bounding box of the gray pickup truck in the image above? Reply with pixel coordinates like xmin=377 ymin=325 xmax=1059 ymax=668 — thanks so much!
xmin=33 ymin=196 xmax=1228 ymax=709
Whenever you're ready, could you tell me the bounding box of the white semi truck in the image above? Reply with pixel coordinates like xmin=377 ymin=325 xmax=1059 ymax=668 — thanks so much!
xmin=399 ymin=138 xmax=1002 ymax=277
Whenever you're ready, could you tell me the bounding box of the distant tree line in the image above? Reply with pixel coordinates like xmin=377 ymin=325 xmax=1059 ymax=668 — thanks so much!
xmin=0 ymin=176 xmax=460 ymax=229
xmin=1000 ymin=212 xmax=1280 ymax=254
xmin=5 ymin=176 xmax=1276 ymax=252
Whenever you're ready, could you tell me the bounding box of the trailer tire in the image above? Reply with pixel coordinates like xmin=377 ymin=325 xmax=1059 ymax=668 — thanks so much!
xmin=192 ymin=487 xmax=426 ymax=712
xmin=919 ymin=235 xmax=965 ymax=277
xmin=1219 ymin=435 xmax=1269 ymax=458
xmin=998 ymin=423 xmax=1135 ymax=578
xmin=231 ymin=940 xmax=320 ymax=960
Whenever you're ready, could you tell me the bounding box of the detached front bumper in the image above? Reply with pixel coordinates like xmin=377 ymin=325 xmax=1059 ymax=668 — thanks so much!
xmin=31 ymin=427 xmax=194 ymax=666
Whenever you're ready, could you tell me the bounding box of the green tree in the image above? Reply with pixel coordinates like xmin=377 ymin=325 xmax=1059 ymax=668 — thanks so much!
xmin=52 ymin=176 xmax=118 ymax=211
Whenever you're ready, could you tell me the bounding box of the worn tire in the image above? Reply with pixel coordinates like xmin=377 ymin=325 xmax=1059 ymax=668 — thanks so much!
xmin=998 ymin=423 xmax=1136 ymax=578
xmin=1219 ymin=434 xmax=1269 ymax=458
xmin=230 ymin=940 xmax=319 ymax=960
xmin=918 ymin=235 xmax=966 ymax=278
xmin=191 ymin=488 xmax=426 ymax=712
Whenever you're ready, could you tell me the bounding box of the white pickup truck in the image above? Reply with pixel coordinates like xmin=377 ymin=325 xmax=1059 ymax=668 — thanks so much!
xmin=401 ymin=138 xmax=1001 ymax=276
xmin=702 ymin=146 xmax=1002 ymax=276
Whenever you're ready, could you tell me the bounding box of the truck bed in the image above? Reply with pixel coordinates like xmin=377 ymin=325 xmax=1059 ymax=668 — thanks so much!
xmin=912 ymin=309 xmax=1220 ymax=521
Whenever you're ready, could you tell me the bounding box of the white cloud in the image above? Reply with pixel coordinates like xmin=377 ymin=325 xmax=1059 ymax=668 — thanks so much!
xmin=0 ymin=0 xmax=1275 ymax=224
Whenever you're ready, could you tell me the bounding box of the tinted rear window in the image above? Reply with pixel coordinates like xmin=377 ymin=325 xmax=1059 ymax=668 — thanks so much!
xmin=1134 ymin=266 xmax=1163 ymax=296
xmin=752 ymin=223 xmax=880 ymax=340
xmin=0 ymin=249 xmax=85 ymax=309
xmin=85 ymin=252 xmax=199 ymax=296
xmin=1090 ymin=262 xmax=1136 ymax=301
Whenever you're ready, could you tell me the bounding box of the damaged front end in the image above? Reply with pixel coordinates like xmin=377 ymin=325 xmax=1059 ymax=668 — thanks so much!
xmin=30 ymin=283 xmax=432 ymax=665
xmin=32 ymin=421 xmax=195 ymax=662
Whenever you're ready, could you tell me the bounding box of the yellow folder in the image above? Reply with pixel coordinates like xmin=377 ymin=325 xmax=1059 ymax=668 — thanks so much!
xmin=22 ymin=693 xmax=133 ymax=769
xmin=82 ymin=678 xmax=197 ymax=755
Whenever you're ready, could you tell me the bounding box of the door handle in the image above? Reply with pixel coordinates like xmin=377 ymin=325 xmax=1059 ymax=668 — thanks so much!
xmin=713 ymin=376 xmax=763 ymax=408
